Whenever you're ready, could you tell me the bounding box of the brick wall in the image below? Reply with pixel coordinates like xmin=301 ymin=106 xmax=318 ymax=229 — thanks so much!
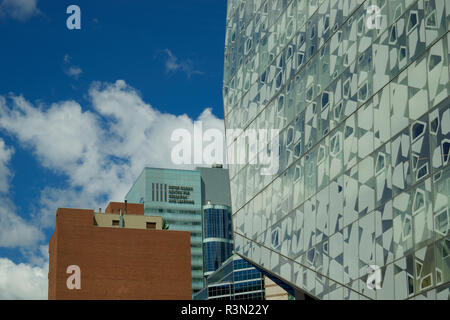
xmin=48 ymin=208 xmax=191 ymax=300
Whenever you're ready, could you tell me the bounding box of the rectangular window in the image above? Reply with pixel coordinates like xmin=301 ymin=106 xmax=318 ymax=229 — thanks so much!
xmin=112 ymin=220 xmax=120 ymax=226
xmin=146 ymin=222 xmax=156 ymax=230
xmin=152 ymin=183 xmax=154 ymax=201
xmin=160 ymin=184 xmax=163 ymax=202
xmin=165 ymin=184 xmax=167 ymax=202
xmin=156 ymin=183 xmax=159 ymax=201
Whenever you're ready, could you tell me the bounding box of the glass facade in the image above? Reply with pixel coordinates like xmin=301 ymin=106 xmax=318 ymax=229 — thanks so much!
xmin=224 ymin=0 xmax=450 ymax=299
xmin=125 ymin=168 xmax=204 ymax=294
xmin=203 ymin=204 xmax=234 ymax=276
xmin=194 ymin=254 xmax=265 ymax=300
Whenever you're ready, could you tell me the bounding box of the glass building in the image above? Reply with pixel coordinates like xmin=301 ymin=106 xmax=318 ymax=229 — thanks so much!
xmin=203 ymin=204 xmax=234 ymax=277
xmin=223 ymin=0 xmax=450 ymax=299
xmin=197 ymin=166 xmax=235 ymax=278
xmin=125 ymin=168 xmax=204 ymax=294
xmin=194 ymin=254 xmax=266 ymax=300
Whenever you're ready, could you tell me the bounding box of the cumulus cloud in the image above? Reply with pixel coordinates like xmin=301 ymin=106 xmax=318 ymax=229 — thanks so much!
xmin=0 ymin=80 xmax=225 ymax=299
xmin=0 ymin=137 xmax=43 ymax=248
xmin=0 ymin=197 xmax=47 ymax=300
xmin=0 ymin=138 xmax=13 ymax=193
xmin=0 ymin=109 xmax=47 ymax=300
xmin=0 ymin=258 xmax=48 ymax=299
xmin=0 ymin=0 xmax=39 ymax=21
xmin=0 ymin=80 xmax=225 ymax=229
xmin=0 ymin=202 xmax=44 ymax=248
xmin=162 ymin=49 xmax=204 ymax=78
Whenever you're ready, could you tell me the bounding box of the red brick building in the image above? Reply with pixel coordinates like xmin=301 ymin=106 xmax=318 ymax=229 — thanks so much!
xmin=48 ymin=203 xmax=192 ymax=300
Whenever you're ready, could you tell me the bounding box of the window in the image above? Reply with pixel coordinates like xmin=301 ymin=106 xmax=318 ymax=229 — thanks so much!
xmin=298 ymin=33 xmax=305 ymax=46
xmin=306 ymin=85 xmax=314 ymax=102
xmin=287 ymin=46 xmax=293 ymax=60
xmin=399 ymin=46 xmax=407 ymax=63
xmin=389 ymin=25 xmax=397 ymax=43
xmin=146 ymin=222 xmax=156 ymax=230
xmin=429 ymin=54 xmax=442 ymax=70
xmin=330 ymin=132 xmax=341 ymax=156
xmin=322 ymin=92 xmax=329 ymax=110
xmin=276 ymin=72 xmax=283 ymax=89
xmin=317 ymin=145 xmax=326 ymax=164
xmin=407 ymin=12 xmax=418 ymax=33
xmin=334 ymin=102 xmax=343 ymax=120
xmin=271 ymin=228 xmax=280 ymax=250
xmin=286 ymin=127 xmax=294 ymax=146
xmin=357 ymin=16 xmax=364 ymax=35
xmin=323 ymin=15 xmax=330 ymax=32
xmin=294 ymin=142 xmax=302 ymax=157
xmin=343 ymin=79 xmax=350 ymax=98
xmin=297 ymin=52 xmax=304 ymax=66
xmin=412 ymin=121 xmax=426 ymax=141
xmin=112 ymin=220 xmax=119 ymax=226
xmin=358 ymin=82 xmax=368 ymax=101
xmin=310 ymin=24 xmax=315 ymax=39
xmin=375 ymin=153 xmax=386 ymax=175
xmin=426 ymin=10 xmax=436 ymax=27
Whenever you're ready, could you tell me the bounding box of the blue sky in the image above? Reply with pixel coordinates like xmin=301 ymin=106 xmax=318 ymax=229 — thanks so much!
xmin=0 ymin=0 xmax=227 ymax=298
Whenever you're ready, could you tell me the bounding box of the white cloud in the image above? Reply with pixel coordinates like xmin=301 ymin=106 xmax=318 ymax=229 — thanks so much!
xmin=0 ymin=80 xmax=225 ymax=229
xmin=0 ymin=258 xmax=48 ymax=300
xmin=0 ymin=96 xmax=98 ymax=172
xmin=63 ymin=55 xmax=83 ymax=80
xmin=162 ymin=49 xmax=204 ymax=78
xmin=0 ymin=138 xmax=13 ymax=193
xmin=0 ymin=138 xmax=44 ymax=297
xmin=0 ymin=0 xmax=39 ymax=21
xmin=0 ymin=200 xmax=44 ymax=248
xmin=0 ymin=80 xmax=225 ymax=299
xmin=21 ymin=244 xmax=48 ymax=266
xmin=0 ymin=137 xmax=43 ymax=248
xmin=0 ymin=103 xmax=48 ymax=300
xmin=65 ymin=66 xmax=82 ymax=79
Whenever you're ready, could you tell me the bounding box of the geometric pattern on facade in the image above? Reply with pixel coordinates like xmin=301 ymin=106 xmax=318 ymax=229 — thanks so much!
xmin=223 ymin=0 xmax=450 ymax=299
